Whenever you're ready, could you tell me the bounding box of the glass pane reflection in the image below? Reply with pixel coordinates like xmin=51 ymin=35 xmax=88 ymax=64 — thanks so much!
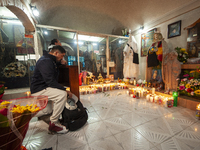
xmin=79 ymin=35 xmax=107 ymax=79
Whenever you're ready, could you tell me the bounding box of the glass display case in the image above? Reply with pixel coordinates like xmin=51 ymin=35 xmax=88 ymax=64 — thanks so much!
xmin=0 ymin=6 xmax=129 ymax=90
xmin=0 ymin=7 xmax=36 ymax=89
xmin=109 ymin=37 xmax=128 ymax=79
xmin=78 ymin=34 xmax=107 ymax=78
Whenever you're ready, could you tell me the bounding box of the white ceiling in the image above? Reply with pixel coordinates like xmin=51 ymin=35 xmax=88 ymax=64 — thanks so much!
xmin=2 ymin=0 xmax=198 ymax=35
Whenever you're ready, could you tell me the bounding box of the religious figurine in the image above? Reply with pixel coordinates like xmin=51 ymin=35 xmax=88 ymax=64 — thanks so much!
xmin=96 ymin=60 xmax=102 ymax=73
xmin=162 ymin=51 xmax=181 ymax=91
xmin=97 ymin=73 xmax=104 ymax=83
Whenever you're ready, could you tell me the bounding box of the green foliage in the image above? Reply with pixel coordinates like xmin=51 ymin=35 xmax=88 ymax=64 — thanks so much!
xmin=0 ymin=114 xmax=9 ymax=127
xmin=0 ymin=85 xmax=5 ymax=95
xmin=175 ymin=47 xmax=189 ymax=63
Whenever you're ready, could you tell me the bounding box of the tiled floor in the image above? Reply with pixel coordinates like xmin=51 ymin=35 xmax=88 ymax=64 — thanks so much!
xmin=23 ymin=90 xmax=200 ymax=150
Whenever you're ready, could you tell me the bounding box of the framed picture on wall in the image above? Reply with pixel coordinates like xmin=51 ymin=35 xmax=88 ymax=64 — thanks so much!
xmin=168 ymin=20 xmax=181 ymax=38
xmin=187 ymin=42 xmax=199 ymax=58
xmin=141 ymin=28 xmax=157 ymax=57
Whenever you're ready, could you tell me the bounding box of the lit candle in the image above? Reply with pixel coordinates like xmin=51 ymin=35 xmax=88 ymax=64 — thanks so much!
xmin=107 ymin=85 xmax=110 ymax=91
xmin=152 ymin=88 xmax=155 ymax=95
xmin=146 ymin=94 xmax=150 ymax=101
xmin=150 ymin=96 xmax=154 ymax=103
xmin=164 ymin=98 xmax=168 ymax=107
xmin=141 ymin=90 xmax=144 ymax=97
xmin=158 ymin=96 xmax=163 ymax=105
xmin=154 ymin=95 xmax=159 ymax=103
xmin=127 ymin=90 xmax=129 ymax=95
xmin=196 ymin=104 xmax=200 ymax=120
xmin=167 ymin=98 xmax=174 ymax=108
xmin=172 ymin=91 xmax=178 ymax=107
xmin=26 ymin=91 xmax=31 ymax=96
xmin=136 ymin=91 xmax=140 ymax=98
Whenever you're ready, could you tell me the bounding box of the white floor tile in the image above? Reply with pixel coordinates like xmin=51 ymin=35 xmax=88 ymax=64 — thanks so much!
xmin=121 ymin=112 xmax=148 ymax=127
xmin=104 ymin=116 xmax=132 ymax=135
xmin=22 ymin=89 xmax=200 ymax=150
xmin=87 ymin=111 xmax=101 ymax=124
xmin=83 ymin=121 xmax=113 ymax=143
xmin=89 ymin=136 xmax=124 ymax=150
xmin=115 ymin=128 xmax=155 ymax=150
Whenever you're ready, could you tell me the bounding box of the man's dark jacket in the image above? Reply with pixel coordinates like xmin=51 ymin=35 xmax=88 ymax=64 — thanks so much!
xmin=31 ymin=52 xmax=65 ymax=94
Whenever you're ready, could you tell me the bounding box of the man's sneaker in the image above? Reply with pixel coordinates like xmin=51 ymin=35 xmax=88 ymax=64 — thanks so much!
xmin=48 ymin=122 xmax=69 ymax=134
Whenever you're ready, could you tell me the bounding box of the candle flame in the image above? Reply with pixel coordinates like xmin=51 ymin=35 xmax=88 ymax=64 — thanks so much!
xmin=197 ymin=104 xmax=200 ymax=110
xmin=26 ymin=91 xmax=31 ymax=96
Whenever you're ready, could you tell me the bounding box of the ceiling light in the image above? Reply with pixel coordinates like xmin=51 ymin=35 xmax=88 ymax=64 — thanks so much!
xmin=44 ymin=31 xmax=48 ymax=35
xmin=74 ymin=41 xmax=83 ymax=45
xmin=74 ymin=34 xmax=104 ymax=42
xmin=140 ymin=26 xmax=144 ymax=30
xmin=139 ymin=26 xmax=144 ymax=33
xmin=92 ymin=43 xmax=97 ymax=46
xmin=30 ymin=5 xmax=39 ymax=17
xmin=2 ymin=19 xmax=22 ymax=25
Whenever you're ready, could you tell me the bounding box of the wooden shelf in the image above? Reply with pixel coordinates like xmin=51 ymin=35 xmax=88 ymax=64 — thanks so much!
xmin=181 ymin=64 xmax=200 ymax=69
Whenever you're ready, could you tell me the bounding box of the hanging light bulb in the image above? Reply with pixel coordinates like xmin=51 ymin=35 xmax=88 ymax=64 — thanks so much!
xmin=30 ymin=5 xmax=39 ymax=17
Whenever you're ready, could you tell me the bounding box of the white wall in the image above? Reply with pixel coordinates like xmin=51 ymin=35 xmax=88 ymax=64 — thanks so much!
xmin=132 ymin=0 xmax=200 ymax=80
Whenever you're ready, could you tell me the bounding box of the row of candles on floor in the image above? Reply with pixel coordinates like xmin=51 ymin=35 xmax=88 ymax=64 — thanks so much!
xmin=79 ymin=83 xmax=128 ymax=95
xmin=127 ymin=88 xmax=176 ymax=108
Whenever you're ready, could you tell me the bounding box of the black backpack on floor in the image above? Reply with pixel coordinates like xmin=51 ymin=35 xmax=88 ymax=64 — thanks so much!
xmin=61 ymin=100 xmax=88 ymax=131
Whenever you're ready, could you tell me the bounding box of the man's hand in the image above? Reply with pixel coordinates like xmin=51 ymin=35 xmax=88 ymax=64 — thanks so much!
xmin=66 ymin=91 xmax=72 ymax=98
xmin=61 ymin=60 xmax=67 ymax=65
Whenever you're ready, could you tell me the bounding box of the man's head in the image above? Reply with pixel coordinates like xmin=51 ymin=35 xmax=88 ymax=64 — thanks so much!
xmin=50 ymin=39 xmax=61 ymax=46
xmin=49 ymin=45 xmax=66 ymax=62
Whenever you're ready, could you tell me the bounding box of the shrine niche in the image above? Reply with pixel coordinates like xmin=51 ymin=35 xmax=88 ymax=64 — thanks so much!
xmin=146 ymin=32 xmax=181 ymax=91
xmin=184 ymin=18 xmax=200 ymax=58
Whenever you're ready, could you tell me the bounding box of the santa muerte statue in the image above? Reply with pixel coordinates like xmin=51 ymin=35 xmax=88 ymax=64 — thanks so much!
xmin=147 ymin=31 xmax=181 ymax=92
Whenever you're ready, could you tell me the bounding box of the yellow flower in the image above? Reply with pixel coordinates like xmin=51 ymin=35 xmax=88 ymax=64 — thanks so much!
xmin=1 ymin=101 xmax=12 ymax=106
xmin=181 ymin=48 xmax=186 ymax=51
xmin=184 ymin=52 xmax=188 ymax=54
xmin=11 ymin=104 xmax=40 ymax=113
xmin=183 ymin=61 xmax=185 ymax=64
xmin=190 ymin=71 xmax=195 ymax=73
xmin=194 ymin=90 xmax=200 ymax=95
xmin=185 ymin=84 xmax=191 ymax=89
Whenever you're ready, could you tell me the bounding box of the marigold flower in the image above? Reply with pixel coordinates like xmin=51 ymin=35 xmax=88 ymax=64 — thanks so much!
xmin=181 ymin=48 xmax=186 ymax=51
xmin=11 ymin=104 xmax=40 ymax=113
xmin=1 ymin=101 xmax=12 ymax=106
